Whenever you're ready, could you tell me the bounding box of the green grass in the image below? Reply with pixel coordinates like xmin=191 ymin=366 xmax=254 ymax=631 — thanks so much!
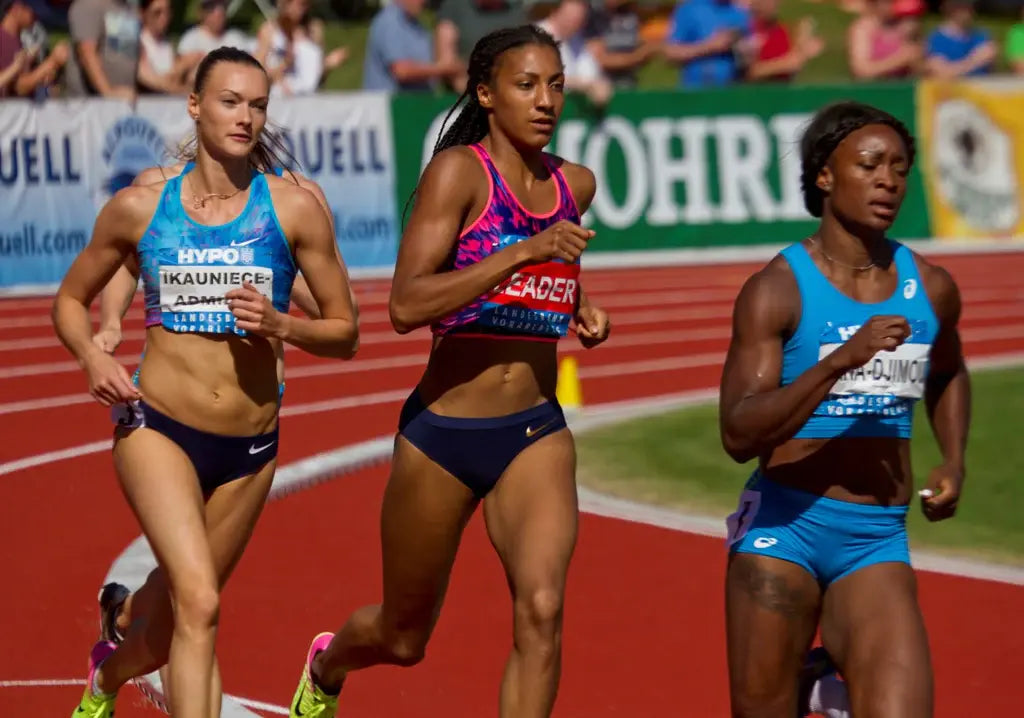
xmin=576 ymin=367 xmax=1024 ymax=566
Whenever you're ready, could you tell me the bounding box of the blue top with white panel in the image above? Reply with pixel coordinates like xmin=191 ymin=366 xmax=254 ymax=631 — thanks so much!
xmin=779 ymin=240 xmax=940 ymax=439
xmin=138 ymin=166 xmax=296 ymax=336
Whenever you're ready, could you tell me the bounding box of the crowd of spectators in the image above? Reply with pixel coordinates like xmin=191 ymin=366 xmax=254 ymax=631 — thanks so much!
xmin=1 ymin=0 xmax=1022 ymax=104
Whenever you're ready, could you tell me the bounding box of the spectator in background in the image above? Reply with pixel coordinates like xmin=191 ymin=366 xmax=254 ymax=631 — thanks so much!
xmin=924 ymin=0 xmax=995 ymax=77
xmin=584 ymin=0 xmax=658 ymax=90
xmin=741 ymin=0 xmax=823 ymax=81
xmin=847 ymin=0 xmax=922 ymax=79
xmin=137 ymin=0 xmax=197 ymax=94
xmin=255 ymin=0 xmax=348 ymax=96
xmin=663 ymin=0 xmax=751 ymax=89
xmin=0 ymin=0 xmax=69 ymax=97
xmin=538 ymin=0 xmax=613 ymax=106
xmin=363 ymin=0 xmax=460 ymax=91
xmin=64 ymin=0 xmax=139 ymax=99
xmin=1005 ymin=3 xmax=1024 ymax=73
xmin=434 ymin=0 xmax=527 ymax=92
xmin=178 ymin=0 xmax=253 ymax=62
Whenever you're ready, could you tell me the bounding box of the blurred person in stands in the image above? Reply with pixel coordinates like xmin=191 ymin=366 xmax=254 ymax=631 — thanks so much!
xmin=254 ymin=0 xmax=348 ymax=96
xmin=663 ymin=0 xmax=751 ymax=89
xmin=362 ymin=0 xmax=462 ymax=92
xmin=1005 ymin=1 xmax=1024 ymax=73
xmin=583 ymin=0 xmax=658 ymax=90
xmin=537 ymin=0 xmax=613 ymax=107
xmin=433 ymin=0 xmax=527 ymax=93
xmin=923 ymin=0 xmax=995 ymax=78
xmin=740 ymin=0 xmax=824 ymax=82
xmin=64 ymin=0 xmax=139 ymax=99
xmin=137 ymin=0 xmax=198 ymax=94
xmin=55 ymin=46 xmax=358 ymax=718
xmin=0 ymin=0 xmax=69 ymax=97
xmin=178 ymin=0 xmax=253 ymax=68
xmin=847 ymin=0 xmax=922 ymax=80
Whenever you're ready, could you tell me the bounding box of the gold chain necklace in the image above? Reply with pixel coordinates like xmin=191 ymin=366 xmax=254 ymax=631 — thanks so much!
xmin=809 ymin=236 xmax=879 ymax=272
xmin=186 ymin=172 xmax=245 ymax=210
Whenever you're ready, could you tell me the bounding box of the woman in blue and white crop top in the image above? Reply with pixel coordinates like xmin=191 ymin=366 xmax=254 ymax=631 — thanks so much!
xmin=52 ymin=47 xmax=359 ymax=718
xmin=90 ymin=160 xmax=360 ymax=407
xmin=717 ymin=102 xmax=971 ymax=717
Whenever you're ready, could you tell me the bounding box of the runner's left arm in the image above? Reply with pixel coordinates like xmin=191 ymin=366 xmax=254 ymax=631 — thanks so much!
xmin=919 ymin=263 xmax=970 ymax=520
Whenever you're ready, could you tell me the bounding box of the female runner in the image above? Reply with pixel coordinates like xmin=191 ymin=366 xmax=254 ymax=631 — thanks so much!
xmin=53 ymin=46 xmax=359 ymax=718
xmin=287 ymin=24 xmax=611 ymax=718
xmin=719 ymin=100 xmax=970 ymax=718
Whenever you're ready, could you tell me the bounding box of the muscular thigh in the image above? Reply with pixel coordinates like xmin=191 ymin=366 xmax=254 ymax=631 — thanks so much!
xmin=202 ymin=460 xmax=276 ymax=586
xmin=820 ymin=562 xmax=933 ymax=718
xmin=483 ymin=428 xmax=577 ymax=589
xmin=380 ymin=436 xmax=479 ymax=633
xmin=725 ymin=554 xmax=821 ymax=713
xmin=113 ymin=427 xmax=209 ymax=572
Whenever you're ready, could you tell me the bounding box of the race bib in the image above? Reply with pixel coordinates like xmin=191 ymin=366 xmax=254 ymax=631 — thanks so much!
xmin=158 ymin=265 xmax=273 ymax=334
xmin=111 ymin=400 xmax=145 ymax=429
xmin=725 ymin=489 xmax=762 ymax=547
xmin=479 ymin=234 xmax=579 ymax=337
xmin=818 ymin=340 xmax=931 ymax=400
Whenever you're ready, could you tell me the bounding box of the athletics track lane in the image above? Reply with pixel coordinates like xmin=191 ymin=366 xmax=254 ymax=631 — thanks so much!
xmin=0 ymin=252 xmax=1022 ymax=716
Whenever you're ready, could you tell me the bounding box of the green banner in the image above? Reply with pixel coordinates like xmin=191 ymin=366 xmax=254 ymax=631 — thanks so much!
xmin=392 ymin=83 xmax=930 ymax=252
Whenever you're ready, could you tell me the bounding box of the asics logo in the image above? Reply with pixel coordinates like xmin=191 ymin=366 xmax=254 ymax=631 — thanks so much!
xmin=230 ymin=237 xmax=261 ymax=248
xmin=249 ymin=441 xmax=276 ymax=455
xmin=753 ymin=537 xmax=778 ymax=549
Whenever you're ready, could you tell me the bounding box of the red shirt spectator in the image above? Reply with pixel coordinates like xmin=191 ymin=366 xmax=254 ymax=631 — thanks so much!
xmin=741 ymin=0 xmax=822 ymax=82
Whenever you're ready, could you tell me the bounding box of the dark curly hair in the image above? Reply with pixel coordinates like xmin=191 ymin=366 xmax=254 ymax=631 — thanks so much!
xmin=800 ymin=101 xmax=916 ymax=218
xmin=402 ymin=25 xmax=562 ymax=224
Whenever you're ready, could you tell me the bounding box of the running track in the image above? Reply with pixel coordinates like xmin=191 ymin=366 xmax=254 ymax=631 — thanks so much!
xmin=2 ymin=252 xmax=1023 ymax=717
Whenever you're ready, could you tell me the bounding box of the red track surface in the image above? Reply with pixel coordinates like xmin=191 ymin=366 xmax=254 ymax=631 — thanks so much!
xmin=2 ymin=253 xmax=1023 ymax=717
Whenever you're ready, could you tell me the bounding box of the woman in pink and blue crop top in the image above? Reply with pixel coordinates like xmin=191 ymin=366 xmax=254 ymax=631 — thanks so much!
xmin=287 ymin=24 xmax=612 ymax=718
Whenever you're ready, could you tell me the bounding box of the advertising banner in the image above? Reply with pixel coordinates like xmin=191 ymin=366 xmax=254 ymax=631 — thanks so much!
xmin=392 ymin=83 xmax=930 ymax=253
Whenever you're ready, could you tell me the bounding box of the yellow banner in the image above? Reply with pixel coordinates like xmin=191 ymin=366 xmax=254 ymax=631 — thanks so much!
xmin=917 ymin=79 xmax=1024 ymax=241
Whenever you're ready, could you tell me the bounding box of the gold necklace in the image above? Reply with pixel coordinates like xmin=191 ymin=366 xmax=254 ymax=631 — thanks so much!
xmin=186 ymin=172 xmax=245 ymax=210
xmin=809 ymin=236 xmax=879 ymax=272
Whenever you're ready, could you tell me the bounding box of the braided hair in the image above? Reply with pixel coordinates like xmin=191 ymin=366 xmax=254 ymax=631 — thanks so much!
xmin=402 ymin=25 xmax=561 ymax=223
xmin=800 ymin=101 xmax=916 ymax=218
xmin=176 ymin=46 xmax=300 ymax=182
xmin=432 ymin=24 xmax=561 ymax=156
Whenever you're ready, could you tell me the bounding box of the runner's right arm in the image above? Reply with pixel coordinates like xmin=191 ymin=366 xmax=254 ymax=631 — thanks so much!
xmin=718 ymin=262 xmax=910 ymax=463
xmin=53 ymin=188 xmax=150 ymax=405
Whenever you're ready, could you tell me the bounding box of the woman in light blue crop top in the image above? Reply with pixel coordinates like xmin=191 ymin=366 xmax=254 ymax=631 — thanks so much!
xmin=53 ymin=47 xmax=359 ymax=718
xmin=89 ymin=161 xmax=359 ymax=406
xmin=717 ymin=101 xmax=971 ymax=718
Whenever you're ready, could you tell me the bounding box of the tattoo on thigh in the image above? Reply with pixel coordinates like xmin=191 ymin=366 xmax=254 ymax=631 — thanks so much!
xmin=732 ymin=560 xmax=810 ymax=618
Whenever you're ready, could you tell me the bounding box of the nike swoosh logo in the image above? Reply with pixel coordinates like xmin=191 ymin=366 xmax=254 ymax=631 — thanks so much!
xmin=249 ymin=441 xmax=276 ymax=454
xmin=230 ymin=237 xmax=260 ymax=247
xmin=525 ymin=419 xmax=555 ymax=438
